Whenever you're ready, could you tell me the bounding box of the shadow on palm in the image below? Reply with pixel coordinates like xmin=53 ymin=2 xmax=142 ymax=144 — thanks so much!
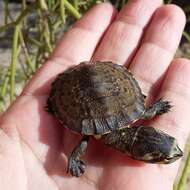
xmin=42 ymin=110 xmax=144 ymax=169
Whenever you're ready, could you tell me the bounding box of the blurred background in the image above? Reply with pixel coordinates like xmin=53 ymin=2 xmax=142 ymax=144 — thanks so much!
xmin=0 ymin=0 xmax=189 ymax=189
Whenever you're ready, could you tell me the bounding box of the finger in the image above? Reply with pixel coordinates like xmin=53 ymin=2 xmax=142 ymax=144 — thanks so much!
xmin=141 ymin=58 xmax=190 ymax=189
xmin=152 ymin=58 xmax=190 ymax=147
xmin=93 ymin=0 xmax=162 ymax=65
xmin=23 ymin=3 xmax=116 ymax=95
xmin=129 ymin=5 xmax=186 ymax=96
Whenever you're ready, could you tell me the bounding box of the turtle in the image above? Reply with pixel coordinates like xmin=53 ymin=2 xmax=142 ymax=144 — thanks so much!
xmin=47 ymin=61 xmax=183 ymax=177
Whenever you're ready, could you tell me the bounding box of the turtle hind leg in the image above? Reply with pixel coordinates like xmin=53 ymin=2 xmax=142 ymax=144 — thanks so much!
xmin=142 ymin=98 xmax=172 ymax=120
xmin=68 ymin=136 xmax=89 ymax=177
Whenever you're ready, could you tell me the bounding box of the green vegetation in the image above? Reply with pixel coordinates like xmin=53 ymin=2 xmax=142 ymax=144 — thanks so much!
xmin=0 ymin=0 xmax=190 ymax=189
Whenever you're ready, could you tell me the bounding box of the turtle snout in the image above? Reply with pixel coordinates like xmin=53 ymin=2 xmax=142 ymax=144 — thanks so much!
xmin=163 ymin=140 xmax=183 ymax=164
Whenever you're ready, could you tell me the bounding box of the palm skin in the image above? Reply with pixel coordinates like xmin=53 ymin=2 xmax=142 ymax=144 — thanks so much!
xmin=0 ymin=1 xmax=190 ymax=189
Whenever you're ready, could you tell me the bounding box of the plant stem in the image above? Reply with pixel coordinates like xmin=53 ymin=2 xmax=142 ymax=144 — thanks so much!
xmin=19 ymin=31 xmax=35 ymax=73
xmin=39 ymin=0 xmax=48 ymax=10
xmin=73 ymin=0 xmax=79 ymax=10
xmin=0 ymin=69 xmax=10 ymax=111
xmin=64 ymin=0 xmax=81 ymax=19
xmin=22 ymin=0 xmax=26 ymax=10
xmin=0 ymin=22 xmax=16 ymax=33
xmin=0 ymin=3 xmax=37 ymax=33
xmin=3 ymin=0 xmax=9 ymax=25
xmin=44 ymin=21 xmax=53 ymax=53
xmin=10 ymin=25 xmax=20 ymax=102
xmin=183 ymin=31 xmax=190 ymax=44
xmin=28 ymin=37 xmax=43 ymax=47
xmin=60 ymin=0 xmax=66 ymax=23
xmin=175 ymin=149 xmax=190 ymax=190
xmin=1 ymin=74 xmax=9 ymax=98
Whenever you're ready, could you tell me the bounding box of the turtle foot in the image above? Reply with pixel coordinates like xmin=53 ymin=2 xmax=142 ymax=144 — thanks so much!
xmin=68 ymin=158 xmax=86 ymax=177
xmin=142 ymin=99 xmax=172 ymax=119
xmin=153 ymin=99 xmax=172 ymax=115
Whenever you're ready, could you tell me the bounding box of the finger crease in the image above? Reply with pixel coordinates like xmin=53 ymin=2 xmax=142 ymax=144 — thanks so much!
xmin=143 ymin=41 xmax=175 ymax=56
xmin=115 ymin=19 xmax=144 ymax=31
xmin=72 ymin=23 xmax=105 ymax=35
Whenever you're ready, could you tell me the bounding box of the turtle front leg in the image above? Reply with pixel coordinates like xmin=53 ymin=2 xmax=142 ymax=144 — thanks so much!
xmin=142 ymin=98 xmax=172 ymax=120
xmin=68 ymin=136 xmax=89 ymax=177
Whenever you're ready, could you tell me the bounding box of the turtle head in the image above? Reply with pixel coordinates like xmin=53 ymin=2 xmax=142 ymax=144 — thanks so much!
xmin=131 ymin=126 xmax=183 ymax=164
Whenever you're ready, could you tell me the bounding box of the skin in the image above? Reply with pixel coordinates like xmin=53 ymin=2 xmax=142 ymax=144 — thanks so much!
xmin=0 ymin=1 xmax=189 ymax=189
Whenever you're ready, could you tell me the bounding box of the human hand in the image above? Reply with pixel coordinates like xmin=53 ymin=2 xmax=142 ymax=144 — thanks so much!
xmin=0 ymin=1 xmax=189 ymax=189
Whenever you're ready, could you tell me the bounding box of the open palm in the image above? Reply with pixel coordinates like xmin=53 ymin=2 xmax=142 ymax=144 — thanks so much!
xmin=0 ymin=1 xmax=189 ymax=189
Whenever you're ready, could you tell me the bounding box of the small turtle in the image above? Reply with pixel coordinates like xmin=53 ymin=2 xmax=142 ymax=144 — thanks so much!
xmin=47 ymin=61 xmax=183 ymax=177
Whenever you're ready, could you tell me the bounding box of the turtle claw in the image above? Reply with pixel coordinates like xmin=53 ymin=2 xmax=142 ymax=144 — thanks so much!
xmin=68 ymin=158 xmax=86 ymax=177
xmin=154 ymin=99 xmax=172 ymax=115
xmin=143 ymin=99 xmax=172 ymax=119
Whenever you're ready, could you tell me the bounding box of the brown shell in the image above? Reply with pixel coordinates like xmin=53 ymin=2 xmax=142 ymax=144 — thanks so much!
xmin=47 ymin=61 xmax=145 ymax=135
